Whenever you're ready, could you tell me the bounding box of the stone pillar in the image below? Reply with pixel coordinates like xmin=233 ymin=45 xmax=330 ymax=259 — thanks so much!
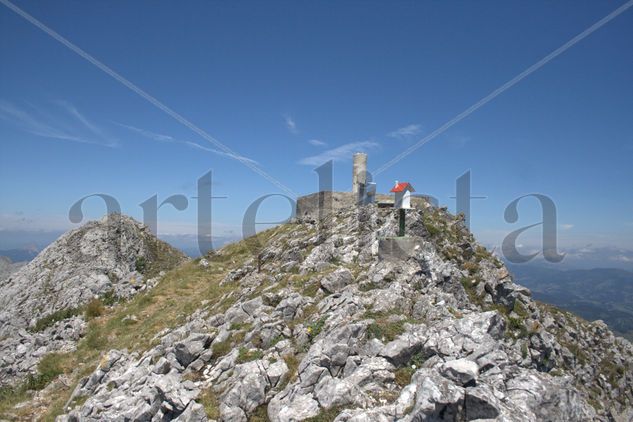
xmin=352 ymin=152 xmax=367 ymax=194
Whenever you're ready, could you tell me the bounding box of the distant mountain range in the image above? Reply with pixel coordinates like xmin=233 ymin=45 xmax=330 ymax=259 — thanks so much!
xmin=0 ymin=248 xmax=39 ymax=263
xmin=510 ymin=264 xmax=633 ymax=341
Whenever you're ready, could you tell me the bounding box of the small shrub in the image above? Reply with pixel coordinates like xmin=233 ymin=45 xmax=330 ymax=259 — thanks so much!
xmin=512 ymin=301 xmax=529 ymax=319
xmin=424 ymin=222 xmax=441 ymax=237
xmin=84 ymin=299 xmax=104 ymax=319
xmin=307 ymin=317 xmax=327 ymax=341
xmin=135 ymin=256 xmax=147 ymax=273
xmin=507 ymin=317 xmax=528 ymax=338
xmin=474 ymin=245 xmax=491 ymax=261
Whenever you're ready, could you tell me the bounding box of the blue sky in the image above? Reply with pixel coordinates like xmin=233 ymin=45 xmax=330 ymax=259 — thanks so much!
xmin=1 ymin=1 xmax=632 ymax=258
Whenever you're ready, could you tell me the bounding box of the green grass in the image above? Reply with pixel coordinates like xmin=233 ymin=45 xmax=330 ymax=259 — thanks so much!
xmin=236 ymin=347 xmax=264 ymax=363
xmin=198 ymin=388 xmax=220 ymax=419
xmin=250 ymin=404 xmax=270 ymax=421
xmin=307 ymin=317 xmax=327 ymax=341
xmin=365 ymin=312 xmax=409 ymax=342
xmin=0 ymin=352 xmax=72 ymax=417
xmin=304 ymin=406 xmax=345 ymax=422
xmin=0 ymin=222 xmax=325 ymax=420
xmin=229 ymin=322 xmax=252 ymax=331
xmin=394 ymin=352 xmax=426 ymax=387
xmin=507 ymin=317 xmax=529 ymax=338
xmin=135 ymin=256 xmax=147 ymax=273
xmin=32 ymin=307 xmax=81 ymax=332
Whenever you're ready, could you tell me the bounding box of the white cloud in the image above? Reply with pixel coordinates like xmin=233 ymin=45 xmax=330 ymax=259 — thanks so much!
xmin=388 ymin=124 xmax=421 ymax=139
xmin=308 ymin=139 xmax=327 ymax=147
xmin=560 ymin=224 xmax=574 ymax=230
xmin=283 ymin=114 xmax=298 ymax=134
xmin=119 ymin=124 xmax=257 ymax=164
xmin=0 ymin=100 xmax=117 ymax=147
xmin=299 ymin=141 xmax=379 ymax=166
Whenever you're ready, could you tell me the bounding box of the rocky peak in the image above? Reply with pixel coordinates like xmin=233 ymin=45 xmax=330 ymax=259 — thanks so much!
xmin=2 ymin=204 xmax=632 ymax=421
xmin=0 ymin=214 xmax=186 ymax=388
xmin=0 ymin=214 xmax=186 ymax=336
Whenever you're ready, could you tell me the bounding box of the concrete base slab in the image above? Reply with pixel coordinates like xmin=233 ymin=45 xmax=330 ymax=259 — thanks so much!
xmin=378 ymin=236 xmax=423 ymax=261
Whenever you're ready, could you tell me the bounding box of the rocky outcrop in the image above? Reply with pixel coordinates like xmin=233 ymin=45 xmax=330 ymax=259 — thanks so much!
xmin=0 ymin=214 xmax=186 ymax=387
xmin=0 ymin=256 xmax=27 ymax=282
xmin=48 ymin=203 xmax=632 ymax=421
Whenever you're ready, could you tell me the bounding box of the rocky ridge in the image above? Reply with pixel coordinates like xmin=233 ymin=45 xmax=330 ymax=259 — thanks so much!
xmin=0 ymin=214 xmax=187 ymax=387
xmin=1 ymin=203 xmax=631 ymax=421
xmin=0 ymin=256 xmax=26 ymax=283
xmin=43 ymin=202 xmax=633 ymax=421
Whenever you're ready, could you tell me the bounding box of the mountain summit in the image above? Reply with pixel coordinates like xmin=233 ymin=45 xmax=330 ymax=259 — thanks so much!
xmin=0 ymin=214 xmax=186 ymax=387
xmin=1 ymin=204 xmax=632 ymax=421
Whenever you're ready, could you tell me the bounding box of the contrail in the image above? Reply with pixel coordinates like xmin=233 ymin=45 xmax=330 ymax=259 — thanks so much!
xmin=1 ymin=0 xmax=297 ymax=198
xmin=373 ymin=0 xmax=633 ymax=176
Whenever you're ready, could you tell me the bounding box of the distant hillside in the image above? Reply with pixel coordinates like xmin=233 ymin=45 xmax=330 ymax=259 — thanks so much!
xmin=510 ymin=265 xmax=633 ymax=341
xmin=0 ymin=257 xmax=26 ymax=282
xmin=0 ymin=248 xmax=38 ymax=263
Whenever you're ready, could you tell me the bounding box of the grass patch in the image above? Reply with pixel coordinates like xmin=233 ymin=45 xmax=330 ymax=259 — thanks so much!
xmin=304 ymin=406 xmax=344 ymax=422
xmin=394 ymin=352 xmax=426 ymax=387
xmin=599 ymin=354 xmax=626 ymax=388
xmin=212 ymin=338 xmax=232 ymax=359
xmin=198 ymin=388 xmax=220 ymax=419
xmin=277 ymin=354 xmax=300 ymax=390
xmin=0 ymin=352 xmax=72 ymax=417
xmin=250 ymin=403 xmax=270 ymax=421
xmin=236 ymin=347 xmax=264 ymax=363
xmin=135 ymin=256 xmax=147 ymax=273
xmin=460 ymin=277 xmax=483 ymax=307
xmin=1 ymin=223 xmax=296 ymax=420
xmin=32 ymin=307 xmax=81 ymax=332
xmin=447 ymin=307 xmax=463 ymax=319
xmin=229 ymin=322 xmax=252 ymax=331
xmin=507 ymin=317 xmax=528 ymax=338
xmin=462 ymin=261 xmax=480 ymax=275
xmin=358 ymin=281 xmax=381 ymax=292
xmin=366 ymin=312 xmax=409 ymax=342
xmin=307 ymin=317 xmax=327 ymax=342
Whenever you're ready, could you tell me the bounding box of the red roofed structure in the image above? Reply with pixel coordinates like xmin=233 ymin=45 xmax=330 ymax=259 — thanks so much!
xmin=390 ymin=182 xmax=415 ymax=193
xmin=391 ymin=180 xmax=415 ymax=209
